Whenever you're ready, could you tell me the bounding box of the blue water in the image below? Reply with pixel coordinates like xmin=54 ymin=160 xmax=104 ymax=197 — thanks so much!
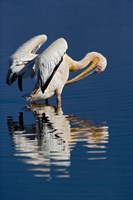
xmin=0 ymin=0 xmax=133 ymax=199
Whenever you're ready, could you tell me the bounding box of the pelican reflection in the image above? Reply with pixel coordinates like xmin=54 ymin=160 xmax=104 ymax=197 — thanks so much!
xmin=7 ymin=104 xmax=109 ymax=179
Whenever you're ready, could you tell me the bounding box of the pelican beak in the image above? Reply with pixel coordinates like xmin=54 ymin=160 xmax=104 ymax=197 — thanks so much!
xmin=66 ymin=57 xmax=99 ymax=85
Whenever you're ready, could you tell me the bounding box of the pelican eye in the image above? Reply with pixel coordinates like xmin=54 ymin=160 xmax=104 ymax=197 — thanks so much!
xmin=96 ymin=65 xmax=102 ymax=73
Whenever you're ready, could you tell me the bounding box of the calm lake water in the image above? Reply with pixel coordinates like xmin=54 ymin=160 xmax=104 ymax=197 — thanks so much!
xmin=0 ymin=0 xmax=133 ymax=200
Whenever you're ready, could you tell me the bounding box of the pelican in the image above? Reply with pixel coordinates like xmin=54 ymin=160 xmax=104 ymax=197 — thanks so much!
xmin=6 ymin=34 xmax=107 ymax=107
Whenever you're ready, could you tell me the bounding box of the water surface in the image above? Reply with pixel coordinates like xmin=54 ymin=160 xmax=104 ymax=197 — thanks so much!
xmin=0 ymin=0 xmax=133 ymax=200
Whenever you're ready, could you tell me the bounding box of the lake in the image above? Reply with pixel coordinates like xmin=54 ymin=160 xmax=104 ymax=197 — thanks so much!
xmin=0 ymin=0 xmax=133 ymax=200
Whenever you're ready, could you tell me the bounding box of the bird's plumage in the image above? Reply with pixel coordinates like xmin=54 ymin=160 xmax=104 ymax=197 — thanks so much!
xmin=6 ymin=34 xmax=47 ymax=87
xmin=36 ymin=38 xmax=68 ymax=93
xmin=6 ymin=35 xmax=68 ymax=93
xmin=6 ymin=34 xmax=107 ymax=107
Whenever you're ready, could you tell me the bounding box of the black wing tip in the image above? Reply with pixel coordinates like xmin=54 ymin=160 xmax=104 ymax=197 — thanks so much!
xmin=6 ymin=70 xmax=17 ymax=85
xmin=6 ymin=70 xmax=23 ymax=92
xmin=18 ymin=76 xmax=23 ymax=91
xmin=41 ymin=85 xmax=46 ymax=94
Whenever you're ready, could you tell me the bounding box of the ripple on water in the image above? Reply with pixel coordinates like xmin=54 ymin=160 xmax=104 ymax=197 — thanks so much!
xmin=6 ymin=103 xmax=109 ymax=179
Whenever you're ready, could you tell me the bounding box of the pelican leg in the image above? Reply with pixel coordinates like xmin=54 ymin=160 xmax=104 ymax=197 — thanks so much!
xmin=56 ymin=94 xmax=61 ymax=107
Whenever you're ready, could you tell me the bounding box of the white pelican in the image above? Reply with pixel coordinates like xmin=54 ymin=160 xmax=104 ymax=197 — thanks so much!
xmin=6 ymin=34 xmax=107 ymax=106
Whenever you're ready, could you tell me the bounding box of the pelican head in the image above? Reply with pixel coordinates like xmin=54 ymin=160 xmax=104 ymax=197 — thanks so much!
xmin=92 ymin=52 xmax=107 ymax=73
xmin=66 ymin=52 xmax=107 ymax=85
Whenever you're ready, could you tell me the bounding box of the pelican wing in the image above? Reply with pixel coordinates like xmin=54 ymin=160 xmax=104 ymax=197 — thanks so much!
xmin=36 ymin=38 xmax=68 ymax=93
xmin=6 ymin=34 xmax=47 ymax=90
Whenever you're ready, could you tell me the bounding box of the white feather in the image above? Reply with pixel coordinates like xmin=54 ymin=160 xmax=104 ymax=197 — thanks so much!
xmin=6 ymin=34 xmax=47 ymax=85
xmin=36 ymin=38 xmax=68 ymax=87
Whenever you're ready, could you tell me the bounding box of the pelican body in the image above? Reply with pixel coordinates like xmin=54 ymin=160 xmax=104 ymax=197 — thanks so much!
xmin=6 ymin=34 xmax=107 ymax=106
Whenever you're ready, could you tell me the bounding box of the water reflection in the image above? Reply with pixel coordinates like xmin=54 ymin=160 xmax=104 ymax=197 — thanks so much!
xmin=7 ymin=104 xmax=109 ymax=179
